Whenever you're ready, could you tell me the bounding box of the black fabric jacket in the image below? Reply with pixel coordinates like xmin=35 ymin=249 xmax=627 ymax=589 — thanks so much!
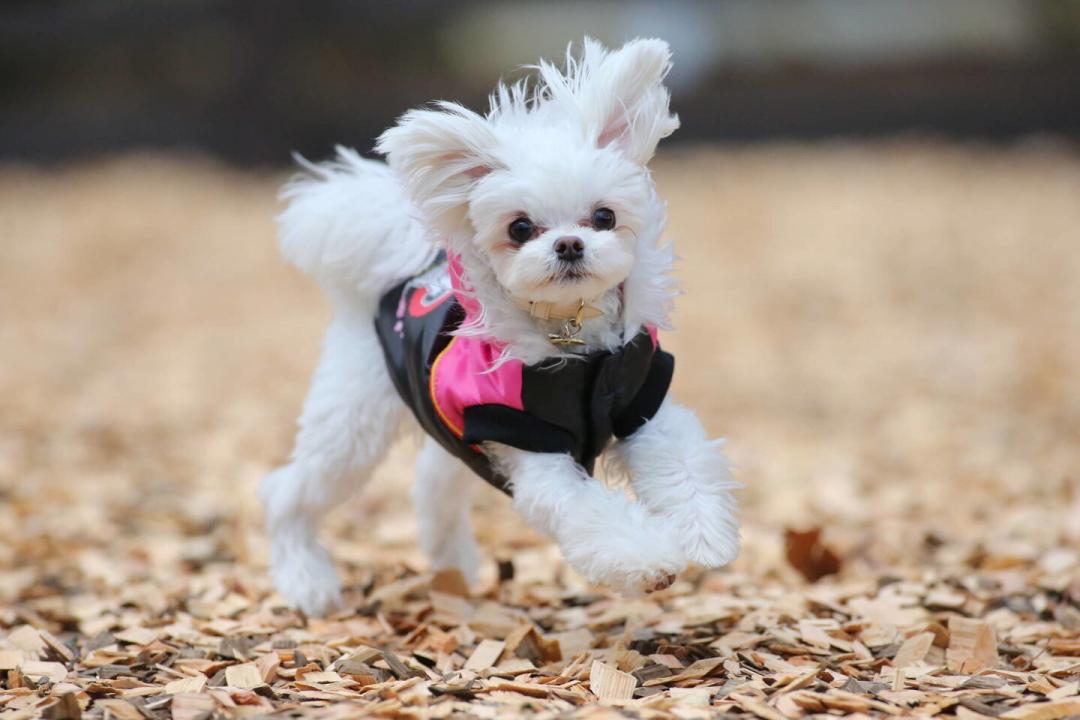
xmin=374 ymin=262 xmax=674 ymax=495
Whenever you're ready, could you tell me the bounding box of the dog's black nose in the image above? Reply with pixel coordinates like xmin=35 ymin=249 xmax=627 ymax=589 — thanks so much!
xmin=554 ymin=236 xmax=585 ymax=262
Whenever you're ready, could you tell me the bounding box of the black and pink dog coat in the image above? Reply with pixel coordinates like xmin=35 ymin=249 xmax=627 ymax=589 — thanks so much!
xmin=374 ymin=253 xmax=674 ymax=495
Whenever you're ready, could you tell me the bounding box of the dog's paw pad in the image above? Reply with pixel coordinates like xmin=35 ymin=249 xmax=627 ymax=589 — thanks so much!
xmin=644 ymin=573 xmax=676 ymax=594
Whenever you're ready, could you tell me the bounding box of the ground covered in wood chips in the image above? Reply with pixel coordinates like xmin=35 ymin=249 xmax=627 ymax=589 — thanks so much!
xmin=2 ymin=142 xmax=1079 ymax=719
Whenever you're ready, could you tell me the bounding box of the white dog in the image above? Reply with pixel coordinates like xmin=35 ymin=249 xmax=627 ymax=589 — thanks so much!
xmin=260 ymin=38 xmax=740 ymax=616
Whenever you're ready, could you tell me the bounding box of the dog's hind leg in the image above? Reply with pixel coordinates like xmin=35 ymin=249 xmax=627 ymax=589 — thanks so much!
xmin=412 ymin=438 xmax=480 ymax=586
xmin=260 ymin=306 xmax=404 ymax=616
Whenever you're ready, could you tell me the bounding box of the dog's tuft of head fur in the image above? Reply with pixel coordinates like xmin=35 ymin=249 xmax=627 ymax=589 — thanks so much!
xmin=376 ymin=38 xmax=679 ymax=356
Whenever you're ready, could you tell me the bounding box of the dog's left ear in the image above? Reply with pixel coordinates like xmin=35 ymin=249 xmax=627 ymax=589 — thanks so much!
xmin=577 ymin=38 xmax=680 ymax=165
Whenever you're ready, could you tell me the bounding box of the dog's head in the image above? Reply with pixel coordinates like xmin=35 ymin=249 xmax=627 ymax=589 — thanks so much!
xmin=377 ymin=38 xmax=679 ymax=309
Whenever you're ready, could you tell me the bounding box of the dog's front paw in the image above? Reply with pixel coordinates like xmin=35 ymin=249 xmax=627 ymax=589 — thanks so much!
xmin=563 ymin=528 xmax=686 ymax=596
xmin=269 ymin=540 xmax=343 ymax=617
xmin=603 ymin=552 xmax=686 ymax=597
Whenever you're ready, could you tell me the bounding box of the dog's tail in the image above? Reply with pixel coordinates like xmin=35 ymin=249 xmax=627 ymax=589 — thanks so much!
xmin=278 ymin=146 xmax=439 ymax=309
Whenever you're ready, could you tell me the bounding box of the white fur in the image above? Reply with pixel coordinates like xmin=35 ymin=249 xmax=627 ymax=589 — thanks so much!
xmin=375 ymin=37 xmax=680 ymax=364
xmin=412 ymin=438 xmax=480 ymax=585
xmin=259 ymin=305 xmax=406 ymax=615
xmin=492 ymin=447 xmax=687 ymax=594
xmin=261 ymin=38 xmax=740 ymax=615
xmin=278 ymin=147 xmax=438 ymax=305
xmin=607 ymin=399 xmax=741 ymax=567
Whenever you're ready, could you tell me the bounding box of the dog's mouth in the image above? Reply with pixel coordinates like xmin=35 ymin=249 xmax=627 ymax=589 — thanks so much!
xmin=551 ymin=264 xmax=592 ymax=284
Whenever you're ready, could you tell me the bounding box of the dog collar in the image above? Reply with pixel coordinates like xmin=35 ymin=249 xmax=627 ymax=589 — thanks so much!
xmin=447 ymin=250 xmax=605 ymax=346
xmin=512 ymin=298 xmax=605 ymax=347
xmin=513 ymin=297 xmax=605 ymax=322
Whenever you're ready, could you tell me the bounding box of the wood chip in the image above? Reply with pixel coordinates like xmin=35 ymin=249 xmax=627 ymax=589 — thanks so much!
xmin=38 ymin=629 xmax=75 ymax=663
xmin=1047 ymin=682 xmax=1079 ymax=701
xmin=731 ymin=692 xmax=788 ymax=720
xmin=113 ymin=627 xmax=158 ymax=646
xmin=43 ymin=692 xmax=81 ymax=720
xmin=379 ymin=649 xmax=417 ymax=679
xmin=947 ymin=617 xmax=999 ymax=673
xmin=6 ymin=626 xmax=45 ymax=656
xmin=224 ymin=662 xmax=264 ymax=689
xmin=490 ymin=657 xmax=536 ymax=676
xmin=484 ymin=679 xmax=552 ymax=698
xmin=893 ymin=631 xmax=935 ymax=668
xmin=165 ymin=675 xmax=208 ymax=694
xmin=170 ymin=693 xmax=217 ymax=720
xmin=669 ymin=687 xmax=713 ymax=706
xmin=1047 ymin=638 xmax=1080 ymax=656
xmin=504 ymin=624 xmax=562 ymax=665
xmin=336 ymin=645 xmax=381 ymax=674
xmin=0 ymin=650 xmax=24 ymax=670
xmin=644 ymin=656 xmax=724 ymax=686
xmin=465 ymin=639 xmax=506 ymax=671
xmin=20 ymin=661 xmax=68 ymax=683
xmin=550 ymin=629 xmax=593 ymax=658
xmin=798 ymin=619 xmax=836 ymax=649
xmin=861 ymin=623 xmax=899 ymax=648
xmin=256 ymin=652 xmax=280 ymax=684
xmin=784 ymin=527 xmax=841 ymax=581
xmin=589 ymin=660 xmax=637 ymax=701
xmin=297 ymin=670 xmax=344 ymax=684
xmin=367 ymin=574 xmax=431 ymax=606
xmin=94 ymin=699 xmax=142 ymax=720
xmin=1001 ymin=699 xmax=1080 ymax=720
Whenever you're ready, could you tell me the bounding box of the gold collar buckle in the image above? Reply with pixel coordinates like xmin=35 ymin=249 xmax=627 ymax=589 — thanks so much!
xmin=548 ymin=300 xmax=587 ymax=346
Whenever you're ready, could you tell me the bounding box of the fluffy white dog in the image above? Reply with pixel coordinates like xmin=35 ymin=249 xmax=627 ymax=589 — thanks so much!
xmin=261 ymin=37 xmax=740 ymax=616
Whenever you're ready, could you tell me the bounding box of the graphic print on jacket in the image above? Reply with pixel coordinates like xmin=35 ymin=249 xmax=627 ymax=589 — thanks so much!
xmin=374 ymin=254 xmax=675 ymax=494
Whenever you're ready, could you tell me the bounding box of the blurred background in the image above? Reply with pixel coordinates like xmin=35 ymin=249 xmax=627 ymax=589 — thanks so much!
xmin=3 ymin=0 xmax=1080 ymax=164
xmin=1 ymin=0 xmax=1078 ymax=643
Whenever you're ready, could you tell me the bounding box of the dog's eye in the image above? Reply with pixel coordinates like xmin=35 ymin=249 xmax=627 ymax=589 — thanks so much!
xmin=591 ymin=207 xmax=616 ymax=231
xmin=507 ymin=217 xmax=535 ymax=244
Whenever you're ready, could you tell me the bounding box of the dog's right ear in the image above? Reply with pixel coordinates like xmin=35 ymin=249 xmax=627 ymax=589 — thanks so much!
xmin=376 ymin=102 xmax=500 ymax=232
xmin=573 ymin=37 xmax=680 ymax=166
